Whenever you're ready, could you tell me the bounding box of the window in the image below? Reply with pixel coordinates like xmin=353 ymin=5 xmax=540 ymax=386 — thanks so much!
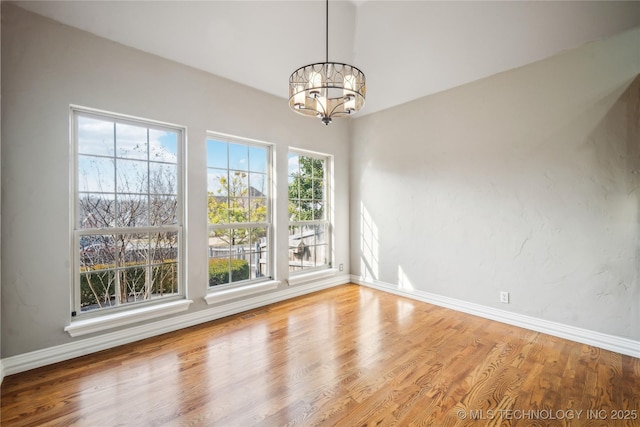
xmin=72 ymin=108 xmax=184 ymax=315
xmin=207 ymin=134 xmax=271 ymax=288
xmin=288 ymin=150 xmax=331 ymax=272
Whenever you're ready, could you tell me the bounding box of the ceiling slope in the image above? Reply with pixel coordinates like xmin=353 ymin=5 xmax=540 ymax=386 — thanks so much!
xmin=13 ymin=0 xmax=640 ymax=115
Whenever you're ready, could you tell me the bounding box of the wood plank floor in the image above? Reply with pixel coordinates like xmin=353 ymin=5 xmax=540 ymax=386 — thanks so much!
xmin=2 ymin=284 xmax=639 ymax=426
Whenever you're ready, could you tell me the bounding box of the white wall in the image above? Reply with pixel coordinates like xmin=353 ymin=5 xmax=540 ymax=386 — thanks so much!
xmin=0 ymin=4 xmax=351 ymax=358
xmin=351 ymin=27 xmax=640 ymax=341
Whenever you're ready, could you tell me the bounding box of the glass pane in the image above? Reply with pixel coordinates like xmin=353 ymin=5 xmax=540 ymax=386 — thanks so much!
xmin=116 ymin=194 xmax=148 ymax=227
xmin=150 ymin=195 xmax=178 ymax=226
xmin=116 ymin=123 xmax=147 ymax=160
xmin=206 ymin=140 xmax=227 ymax=169
xmin=288 ymin=153 xmax=299 ymax=176
xmin=79 ymin=193 xmax=115 ymax=228
xmin=298 ymin=156 xmax=313 ymax=179
xmin=120 ymin=266 xmax=147 ymax=303
xmin=77 ymin=116 xmax=114 ymax=157
xmin=288 ymin=254 xmax=303 ymax=271
xmin=80 ymin=270 xmax=115 ymax=312
xmin=150 ymin=129 xmax=178 ymax=163
xmin=288 ymin=226 xmax=305 ymax=270
xmin=207 ymin=169 xmax=228 ymax=197
xmin=230 ymin=227 xmax=250 ymax=249
xmin=116 ymin=159 xmax=148 ymax=194
xmin=229 ymin=143 xmax=248 ymax=171
xmin=288 ymin=200 xmax=300 ymax=222
xmin=209 ymin=229 xmax=231 ymax=254
xmin=299 ymin=177 xmax=313 ymax=199
xmin=258 ymin=251 xmax=268 ymax=277
xmin=149 ymin=163 xmax=177 ymax=195
xmin=208 ymin=255 xmax=230 ymax=287
xmin=312 ymin=158 xmax=325 ymax=179
xmin=152 ymin=262 xmax=178 ymax=296
xmin=314 ymin=224 xmax=329 ymax=245
xmin=249 ymin=173 xmax=267 ymax=198
xmin=249 ymin=146 xmax=267 ymax=173
xmin=117 ymin=233 xmax=149 ymax=265
xmin=79 ymin=234 xmax=116 ymax=269
xmin=78 ymin=155 xmax=115 ymax=193
xmin=298 ymin=200 xmax=314 ymax=221
xmin=302 ymin=225 xmax=317 ymax=245
xmin=315 ymin=244 xmax=328 ymax=266
xmin=208 ymin=196 xmax=229 ymax=224
xmin=250 ymin=197 xmax=267 ymax=223
xmin=313 ymin=202 xmax=325 ymax=221
xmin=228 ymin=171 xmax=248 ymax=197
xmin=229 ymin=198 xmax=249 ymax=223
xmin=288 ymin=225 xmax=301 ymax=238
xmin=312 ymin=178 xmax=324 ymax=201
xmin=288 ymin=175 xmax=299 ymax=201
xmin=208 ymin=228 xmax=231 ymax=287
xmin=306 ymin=245 xmax=317 ymax=267
xmin=150 ymin=231 xmax=178 ymax=263
xmin=250 ymin=251 xmax=267 ymax=279
xmin=249 ymin=227 xmax=268 ymax=248
xmin=230 ymin=256 xmax=250 ymax=283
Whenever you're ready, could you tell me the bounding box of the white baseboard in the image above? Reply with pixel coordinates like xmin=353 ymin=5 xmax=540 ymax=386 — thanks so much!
xmin=1 ymin=274 xmax=350 ymax=377
xmin=352 ymin=275 xmax=640 ymax=359
xmin=0 ymin=359 xmax=5 ymax=385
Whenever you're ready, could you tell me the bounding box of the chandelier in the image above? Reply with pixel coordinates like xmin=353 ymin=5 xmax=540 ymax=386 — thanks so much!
xmin=288 ymin=0 xmax=366 ymax=125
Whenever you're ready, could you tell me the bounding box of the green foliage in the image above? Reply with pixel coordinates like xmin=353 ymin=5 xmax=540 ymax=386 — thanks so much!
xmin=208 ymin=171 xmax=267 ymax=245
xmin=288 ymin=156 xmax=325 ymax=221
xmin=208 ymin=258 xmax=250 ymax=286
xmin=80 ymin=261 xmax=178 ymax=309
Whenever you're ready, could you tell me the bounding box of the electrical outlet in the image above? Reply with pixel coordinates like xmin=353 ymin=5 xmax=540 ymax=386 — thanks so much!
xmin=339 ymin=264 xmax=344 ymax=271
xmin=500 ymin=291 xmax=509 ymax=304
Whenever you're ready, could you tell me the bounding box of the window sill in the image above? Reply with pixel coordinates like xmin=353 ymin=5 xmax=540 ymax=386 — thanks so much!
xmin=287 ymin=268 xmax=338 ymax=286
xmin=64 ymin=299 xmax=193 ymax=337
xmin=204 ymin=280 xmax=281 ymax=305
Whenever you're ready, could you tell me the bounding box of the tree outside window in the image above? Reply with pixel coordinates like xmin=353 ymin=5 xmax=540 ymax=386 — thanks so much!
xmin=207 ymin=137 xmax=271 ymax=286
xmin=288 ymin=151 xmax=330 ymax=272
xmin=74 ymin=110 xmax=183 ymax=313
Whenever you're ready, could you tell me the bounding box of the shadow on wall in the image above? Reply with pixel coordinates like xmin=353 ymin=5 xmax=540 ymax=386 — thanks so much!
xmin=624 ymin=75 xmax=640 ymax=330
xmin=586 ymin=73 xmax=640 ymax=237
xmin=581 ymin=73 xmax=640 ymax=330
xmin=623 ymin=75 xmax=640 ymax=239
xmin=623 ymin=74 xmax=640 ymax=189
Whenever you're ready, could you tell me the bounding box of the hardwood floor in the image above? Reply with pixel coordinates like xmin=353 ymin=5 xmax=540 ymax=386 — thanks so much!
xmin=2 ymin=284 xmax=639 ymax=426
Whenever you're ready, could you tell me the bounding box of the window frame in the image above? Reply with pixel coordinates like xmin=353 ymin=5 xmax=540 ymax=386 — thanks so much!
xmin=287 ymin=148 xmax=333 ymax=275
xmin=70 ymin=106 xmax=186 ymax=319
xmin=206 ymin=131 xmax=274 ymax=292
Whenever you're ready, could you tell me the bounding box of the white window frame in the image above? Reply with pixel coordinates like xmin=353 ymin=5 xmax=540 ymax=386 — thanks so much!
xmin=287 ymin=148 xmax=333 ymax=276
xmin=205 ymin=131 xmax=275 ymax=298
xmin=69 ymin=106 xmax=188 ymax=325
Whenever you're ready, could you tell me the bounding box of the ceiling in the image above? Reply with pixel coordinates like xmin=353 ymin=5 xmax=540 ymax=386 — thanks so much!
xmin=14 ymin=1 xmax=640 ymax=116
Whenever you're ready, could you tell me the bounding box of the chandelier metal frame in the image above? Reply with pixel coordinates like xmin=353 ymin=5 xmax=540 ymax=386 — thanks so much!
xmin=288 ymin=0 xmax=366 ymax=125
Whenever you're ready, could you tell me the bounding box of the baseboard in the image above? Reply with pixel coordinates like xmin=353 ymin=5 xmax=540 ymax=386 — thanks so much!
xmin=352 ymin=275 xmax=640 ymax=359
xmin=0 ymin=359 xmax=5 ymax=385
xmin=1 ymin=274 xmax=350 ymax=377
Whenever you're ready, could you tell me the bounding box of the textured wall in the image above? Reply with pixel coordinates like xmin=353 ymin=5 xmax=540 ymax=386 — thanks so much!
xmin=351 ymin=27 xmax=640 ymax=340
xmin=1 ymin=4 xmax=351 ymax=357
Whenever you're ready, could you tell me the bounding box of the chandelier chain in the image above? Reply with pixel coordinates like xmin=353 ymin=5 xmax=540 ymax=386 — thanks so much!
xmin=326 ymin=0 xmax=329 ymax=64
